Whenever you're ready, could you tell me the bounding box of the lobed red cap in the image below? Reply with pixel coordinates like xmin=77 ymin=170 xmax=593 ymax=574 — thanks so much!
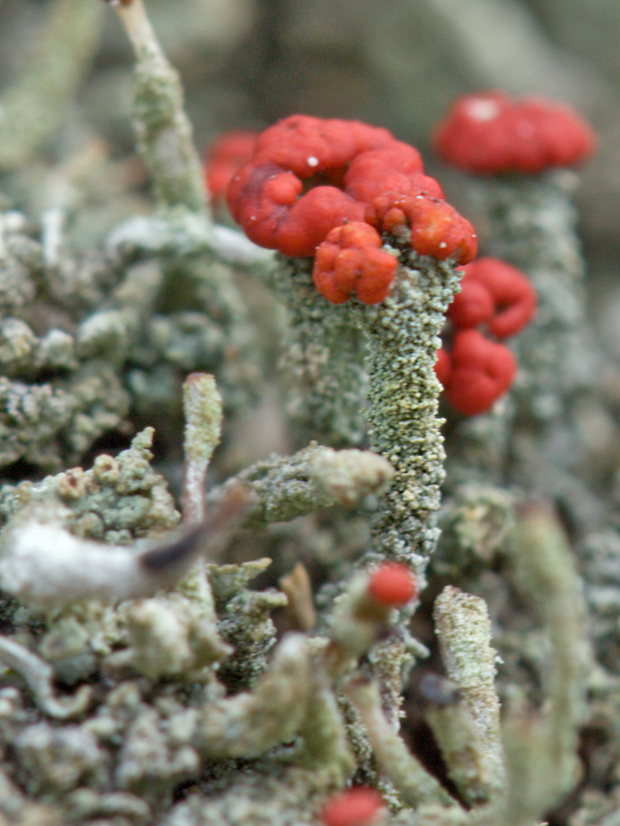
xmin=366 ymin=191 xmax=477 ymax=264
xmin=227 ymin=115 xmax=477 ymax=278
xmin=204 ymin=130 xmax=259 ymax=202
xmin=456 ymin=258 xmax=536 ymax=338
xmin=444 ymin=329 xmax=517 ymax=415
xmin=313 ymin=222 xmax=397 ymax=305
xmin=434 ymin=91 xmax=596 ymax=174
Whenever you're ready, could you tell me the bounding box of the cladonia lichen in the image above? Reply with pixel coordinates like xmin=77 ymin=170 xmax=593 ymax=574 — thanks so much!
xmin=0 ymin=2 xmax=609 ymax=824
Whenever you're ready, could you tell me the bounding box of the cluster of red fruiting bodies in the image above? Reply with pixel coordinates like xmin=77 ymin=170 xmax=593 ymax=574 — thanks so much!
xmin=220 ymin=114 xmax=478 ymax=304
xmin=203 ymin=115 xmax=532 ymax=416
xmin=204 ymin=92 xmax=596 ymax=415
xmin=434 ymin=90 xmax=596 ymax=174
xmin=436 ymin=257 xmax=536 ymax=415
xmin=430 ymin=90 xmax=594 ymax=413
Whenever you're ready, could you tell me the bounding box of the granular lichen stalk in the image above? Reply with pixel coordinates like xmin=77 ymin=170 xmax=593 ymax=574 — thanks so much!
xmin=345 ymin=678 xmax=455 ymax=809
xmin=206 ymin=443 xmax=393 ymax=530
xmin=358 ymin=252 xmax=462 ymax=579
xmin=503 ymin=504 xmax=588 ymax=824
xmin=270 ymin=256 xmax=369 ymax=448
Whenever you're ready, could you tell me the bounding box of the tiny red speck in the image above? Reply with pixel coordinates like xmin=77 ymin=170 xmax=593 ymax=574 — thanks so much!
xmin=367 ymin=563 xmax=417 ymax=607
xmin=321 ymin=787 xmax=385 ymax=826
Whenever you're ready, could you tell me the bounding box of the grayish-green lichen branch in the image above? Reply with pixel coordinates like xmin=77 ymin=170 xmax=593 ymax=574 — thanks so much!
xmin=107 ymin=213 xmax=273 ymax=270
xmin=0 ymin=0 xmax=103 ymax=171
xmin=0 ymin=427 xmax=179 ymax=540
xmin=207 ymin=443 xmax=393 ymax=529
xmin=193 ymin=633 xmax=311 ymax=759
xmin=296 ymin=666 xmax=354 ymax=782
xmin=502 ymin=504 xmax=588 ymax=825
xmin=113 ymin=0 xmax=208 ymax=214
xmin=0 ymin=635 xmax=92 ymax=719
xmin=346 ymin=678 xmax=455 ymax=809
xmin=182 ymin=373 xmax=223 ymax=525
xmin=359 ymin=252 xmax=462 ymax=579
xmin=423 ymin=675 xmax=497 ymax=808
xmin=270 ymin=257 xmax=370 ymax=448
xmin=433 ymin=586 xmax=506 ymax=803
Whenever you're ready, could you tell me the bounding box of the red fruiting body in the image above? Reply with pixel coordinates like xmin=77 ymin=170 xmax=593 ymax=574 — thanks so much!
xmin=448 ymin=275 xmax=495 ymax=329
xmin=227 ymin=115 xmax=402 ymax=255
xmin=273 ymin=187 xmax=368 ymax=258
xmin=440 ymin=258 xmax=535 ymax=415
xmin=367 ymin=563 xmax=418 ymax=608
xmin=313 ymin=223 xmax=398 ymax=305
xmin=443 ymin=329 xmax=517 ymax=415
xmin=456 ymin=258 xmax=536 ymax=338
xmin=227 ymin=115 xmax=478 ymax=289
xmin=251 ymin=115 xmax=395 ymax=176
xmin=343 ymin=143 xmax=437 ymax=203
xmin=434 ymin=347 xmax=452 ymax=387
xmin=204 ymin=130 xmax=258 ymax=202
xmin=228 ymin=160 xmax=367 ymax=257
xmin=366 ymin=191 xmax=478 ymax=264
xmin=321 ymin=788 xmax=385 ymax=826
xmin=433 ymin=90 xmax=597 ymax=174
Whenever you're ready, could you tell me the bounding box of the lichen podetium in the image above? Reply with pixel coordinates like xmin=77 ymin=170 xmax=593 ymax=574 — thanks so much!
xmin=357 ymin=249 xmax=462 ymax=585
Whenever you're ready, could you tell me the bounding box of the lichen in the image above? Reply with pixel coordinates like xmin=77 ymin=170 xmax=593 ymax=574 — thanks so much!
xmin=358 ymin=251 xmax=462 ymax=580
xmin=0 ymin=427 xmax=180 ymax=541
xmin=0 ymin=2 xmax=613 ymax=823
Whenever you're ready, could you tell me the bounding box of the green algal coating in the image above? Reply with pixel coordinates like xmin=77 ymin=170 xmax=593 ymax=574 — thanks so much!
xmin=270 ymin=257 xmax=369 ymax=448
xmin=358 ymin=252 xmax=462 ymax=578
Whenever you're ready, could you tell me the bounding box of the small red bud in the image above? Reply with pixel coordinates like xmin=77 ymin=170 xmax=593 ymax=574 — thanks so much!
xmin=367 ymin=563 xmax=417 ymax=607
xmin=321 ymin=787 xmax=385 ymax=826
